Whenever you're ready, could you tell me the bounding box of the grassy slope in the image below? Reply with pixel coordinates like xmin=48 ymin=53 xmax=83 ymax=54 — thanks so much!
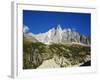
xmin=23 ymin=38 xmax=91 ymax=69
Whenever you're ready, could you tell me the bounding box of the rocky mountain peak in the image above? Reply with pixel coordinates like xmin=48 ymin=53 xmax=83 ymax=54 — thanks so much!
xmin=56 ymin=24 xmax=62 ymax=30
xmin=24 ymin=25 xmax=90 ymax=45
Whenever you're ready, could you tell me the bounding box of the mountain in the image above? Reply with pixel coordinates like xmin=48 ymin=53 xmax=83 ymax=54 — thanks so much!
xmin=23 ymin=25 xmax=91 ymax=69
xmin=30 ymin=24 xmax=90 ymax=45
xmin=24 ymin=32 xmax=39 ymax=43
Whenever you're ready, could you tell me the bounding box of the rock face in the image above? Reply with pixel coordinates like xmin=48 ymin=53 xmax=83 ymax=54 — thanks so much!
xmin=31 ymin=24 xmax=90 ymax=45
xmin=30 ymin=48 xmax=43 ymax=68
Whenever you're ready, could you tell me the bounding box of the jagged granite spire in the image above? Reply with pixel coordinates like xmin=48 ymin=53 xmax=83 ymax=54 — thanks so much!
xmin=57 ymin=24 xmax=61 ymax=29
xmin=26 ymin=24 xmax=90 ymax=45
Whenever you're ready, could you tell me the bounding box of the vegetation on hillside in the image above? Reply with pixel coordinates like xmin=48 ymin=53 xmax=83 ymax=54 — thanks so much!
xmin=23 ymin=37 xmax=91 ymax=69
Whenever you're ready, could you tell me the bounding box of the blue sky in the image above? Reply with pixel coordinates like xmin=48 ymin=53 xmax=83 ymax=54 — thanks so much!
xmin=23 ymin=10 xmax=91 ymax=36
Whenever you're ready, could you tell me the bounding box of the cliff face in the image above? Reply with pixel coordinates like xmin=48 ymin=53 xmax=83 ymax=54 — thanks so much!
xmin=29 ymin=24 xmax=91 ymax=45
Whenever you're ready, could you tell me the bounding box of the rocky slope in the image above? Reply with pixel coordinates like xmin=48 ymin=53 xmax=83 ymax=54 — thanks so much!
xmin=23 ymin=40 xmax=91 ymax=69
xmin=31 ymin=24 xmax=90 ymax=45
xmin=23 ymin=25 xmax=91 ymax=69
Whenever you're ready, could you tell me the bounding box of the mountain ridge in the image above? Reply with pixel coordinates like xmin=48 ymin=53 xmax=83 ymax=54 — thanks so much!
xmin=24 ymin=24 xmax=90 ymax=45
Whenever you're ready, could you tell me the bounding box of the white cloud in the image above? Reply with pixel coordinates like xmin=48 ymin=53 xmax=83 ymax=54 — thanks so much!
xmin=23 ymin=25 xmax=29 ymax=33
